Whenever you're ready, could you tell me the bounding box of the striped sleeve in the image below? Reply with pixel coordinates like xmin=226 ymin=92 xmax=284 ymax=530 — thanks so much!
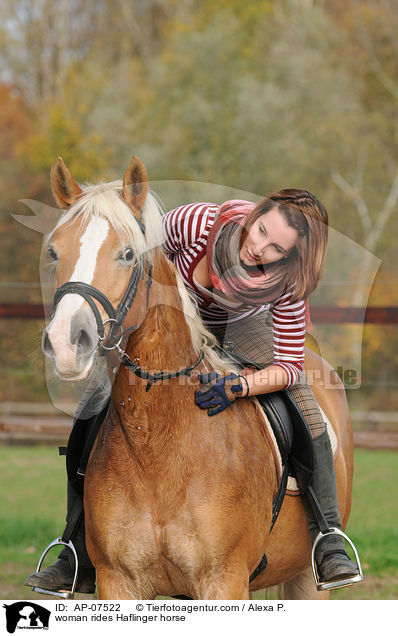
xmin=271 ymin=289 xmax=306 ymax=387
xmin=162 ymin=203 xmax=216 ymax=257
xmin=162 ymin=202 xmax=218 ymax=288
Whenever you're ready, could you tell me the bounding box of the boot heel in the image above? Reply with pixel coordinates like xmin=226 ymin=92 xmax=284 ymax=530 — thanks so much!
xmin=31 ymin=537 xmax=79 ymax=599
xmin=311 ymin=527 xmax=364 ymax=591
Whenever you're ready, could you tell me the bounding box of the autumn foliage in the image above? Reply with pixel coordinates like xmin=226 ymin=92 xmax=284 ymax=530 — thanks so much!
xmin=0 ymin=0 xmax=397 ymax=412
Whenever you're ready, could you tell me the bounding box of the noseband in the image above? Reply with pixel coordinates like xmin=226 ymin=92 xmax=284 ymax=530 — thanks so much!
xmin=51 ymin=259 xmax=204 ymax=391
xmin=52 ymin=261 xmax=147 ymax=351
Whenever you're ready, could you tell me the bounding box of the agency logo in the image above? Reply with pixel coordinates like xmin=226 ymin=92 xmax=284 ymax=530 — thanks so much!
xmin=3 ymin=602 xmax=50 ymax=634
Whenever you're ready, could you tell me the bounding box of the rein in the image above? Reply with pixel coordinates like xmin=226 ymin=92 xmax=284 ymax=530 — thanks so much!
xmin=118 ymin=347 xmax=205 ymax=392
xmin=52 ymin=259 xmax=205 ymax=391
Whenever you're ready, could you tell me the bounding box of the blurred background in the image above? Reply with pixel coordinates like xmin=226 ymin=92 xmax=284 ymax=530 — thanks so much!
xmin=0 ymin=0 xmax=397 ymax=599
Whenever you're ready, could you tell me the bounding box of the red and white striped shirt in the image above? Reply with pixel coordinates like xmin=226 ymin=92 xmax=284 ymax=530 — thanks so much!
xmin=162 ymin=202 xmax=306 ymax=386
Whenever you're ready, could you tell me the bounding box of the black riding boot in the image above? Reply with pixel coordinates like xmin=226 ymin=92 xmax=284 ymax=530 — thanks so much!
xmin=306 ymin=429 xmax=361 ymax=586
xmin=25 ymin=393 xmax=110 ymax=595
xmin=24 ymin=482 xmax=95 ymax=594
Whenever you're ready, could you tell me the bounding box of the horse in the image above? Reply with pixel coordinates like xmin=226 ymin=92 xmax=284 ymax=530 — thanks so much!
xmin=41 ymin=154 xmax=354 ymax=599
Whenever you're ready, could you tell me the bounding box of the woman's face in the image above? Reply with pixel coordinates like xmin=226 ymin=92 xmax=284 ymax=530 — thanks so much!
xmin=239 ymin=207 xmax=298 ymax=266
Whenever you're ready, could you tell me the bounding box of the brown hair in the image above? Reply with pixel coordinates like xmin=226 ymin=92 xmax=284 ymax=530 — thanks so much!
xmin=242 ymin=189 xmax=329 ymax=303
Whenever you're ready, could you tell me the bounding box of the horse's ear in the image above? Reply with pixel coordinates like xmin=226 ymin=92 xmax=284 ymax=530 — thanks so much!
xmin=51 ymin=157 xmax=83 ymax=209
xmin=123 ymin=155 xmax=149 ymax=219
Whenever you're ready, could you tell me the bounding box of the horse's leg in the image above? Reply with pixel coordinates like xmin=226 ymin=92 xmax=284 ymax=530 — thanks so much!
xmin=196 ymin=570 xmax=250 ymax=600
xmin=202 ymin=582 xmax=250 ymax=600
xmin=277 ymin=567 xmax=329 ymax=600
xmin=96 ymin=565 xmax=155 ymax=600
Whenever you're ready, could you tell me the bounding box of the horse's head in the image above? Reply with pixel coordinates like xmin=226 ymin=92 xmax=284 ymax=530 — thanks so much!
xmin=42 ymin=155 xmax=164 ymax=381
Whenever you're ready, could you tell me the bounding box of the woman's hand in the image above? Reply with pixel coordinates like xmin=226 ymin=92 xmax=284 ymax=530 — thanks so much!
xmin=194 ymin=364 xmax=289 ymax=416
xmin=194 ymin=373 xmax=249 ymax=416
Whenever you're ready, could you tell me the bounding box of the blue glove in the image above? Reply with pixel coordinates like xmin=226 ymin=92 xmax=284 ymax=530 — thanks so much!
xmin=194 ymin=372 xmax=245 ymax=416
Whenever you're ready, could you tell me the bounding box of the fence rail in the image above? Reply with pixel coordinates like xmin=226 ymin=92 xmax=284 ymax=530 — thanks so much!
xmin=1 ymin=305 xmax=397 ymax=449
xmin=1 ymin=404 xmax=398 ymax=449
xmin=1 ymin=304 xmax=398 ymax=323
xmin=1 ymin=403 xmax=397 ymax=422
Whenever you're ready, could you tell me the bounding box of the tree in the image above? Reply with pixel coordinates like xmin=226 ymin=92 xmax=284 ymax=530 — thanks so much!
xmin=0 ymin=0 xmax=100 ymax=108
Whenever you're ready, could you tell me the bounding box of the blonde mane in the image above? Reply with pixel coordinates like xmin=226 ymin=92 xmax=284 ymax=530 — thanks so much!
xmin=49 ymin=180 xmax=235 ymax=374
xmin=174 ymin=269 xmax=238 ymax=375
xmin=48 ymin=181 xmax=164 ymax=264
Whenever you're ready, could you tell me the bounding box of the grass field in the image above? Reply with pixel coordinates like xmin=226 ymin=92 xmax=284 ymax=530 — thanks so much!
xmin=1 ymin=445 xmax=397 ymax=600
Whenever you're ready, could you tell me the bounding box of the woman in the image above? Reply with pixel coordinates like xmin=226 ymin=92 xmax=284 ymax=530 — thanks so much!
xmin=25 ymin=189 xmax=360 ymax=594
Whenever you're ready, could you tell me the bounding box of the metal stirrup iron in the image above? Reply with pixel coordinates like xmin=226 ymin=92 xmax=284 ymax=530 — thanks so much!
xmin=303 ymin=483 xmax=363 ymax=591
xmin=311 ymin=527 xmax=364 ymax=591
xmin=31 ymin=537 xmax=79 ymax=599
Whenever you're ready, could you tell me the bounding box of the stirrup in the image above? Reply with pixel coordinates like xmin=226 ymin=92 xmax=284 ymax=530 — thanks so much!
xmin=31 ymin=537 xmax=79 ymax=599
xmin=311 ymin=527 xmax=364 ymax=591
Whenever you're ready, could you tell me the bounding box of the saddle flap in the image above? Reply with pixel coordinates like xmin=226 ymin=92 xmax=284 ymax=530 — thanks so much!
xmin=257 ymin=392 xmax=294 ymax=464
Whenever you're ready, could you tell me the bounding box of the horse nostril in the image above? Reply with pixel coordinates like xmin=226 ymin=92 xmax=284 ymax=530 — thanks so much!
xmin=42 ymin=329 xmax=54 ymax=358
xmin=75 ymin=329 xmax=94 ymax=354
xmin=70 ymin=311 xmax=97 ymax=357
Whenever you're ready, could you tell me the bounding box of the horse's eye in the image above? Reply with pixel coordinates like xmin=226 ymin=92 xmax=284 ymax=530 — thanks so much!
xmin=120 ymin=248 xmax=135 ymax=264
xmin=48 ymin=246 xmax=58 ymax=262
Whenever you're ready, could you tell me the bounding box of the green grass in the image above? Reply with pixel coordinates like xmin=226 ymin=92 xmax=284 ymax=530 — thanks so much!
xmin=344 ymin=448 xmax=398 ymax=574
xmin=1 ymin=446 xmax=397 ymax=599
xmin=0 ymin=446 xmax=66 ymax=564
xmin=330 ymin=447 xmax=398 ymax=599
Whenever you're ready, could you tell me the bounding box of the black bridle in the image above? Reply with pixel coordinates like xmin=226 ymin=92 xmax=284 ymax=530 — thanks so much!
xmin=53 ymin=260 xmax=146 ymax=349
xmin=51 ymin=258 xmax=204 ymax=391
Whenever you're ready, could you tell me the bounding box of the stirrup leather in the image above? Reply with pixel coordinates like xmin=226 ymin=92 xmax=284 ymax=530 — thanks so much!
xmin=311 ymin=527 xmax=364 ymax=591
xmin=31 ymin=537 xmax=79 ymax=599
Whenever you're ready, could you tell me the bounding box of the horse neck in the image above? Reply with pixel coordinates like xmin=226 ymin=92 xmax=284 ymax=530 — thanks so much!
xmin=130 ymin=252 xmax=196 ymax=366
xmin=110 ymin=252 xmax=200 ymax=434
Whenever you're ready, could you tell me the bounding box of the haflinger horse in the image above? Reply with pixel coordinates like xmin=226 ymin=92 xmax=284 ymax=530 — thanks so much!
xmin=42 ymin=154 xmax=354 ymax=600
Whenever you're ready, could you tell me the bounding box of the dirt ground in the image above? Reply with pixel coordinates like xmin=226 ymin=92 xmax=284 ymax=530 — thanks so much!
xmin=1 ymin=562 xmax=397 ymax=601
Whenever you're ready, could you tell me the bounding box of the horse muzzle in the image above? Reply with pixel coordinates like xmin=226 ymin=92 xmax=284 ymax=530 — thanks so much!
xmin=42 ymin=306 xmax=99 ymax=380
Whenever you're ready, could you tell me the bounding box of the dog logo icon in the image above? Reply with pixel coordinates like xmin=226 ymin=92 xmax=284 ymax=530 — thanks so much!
xmin=3 ymin=602 xmax=50 ymax=633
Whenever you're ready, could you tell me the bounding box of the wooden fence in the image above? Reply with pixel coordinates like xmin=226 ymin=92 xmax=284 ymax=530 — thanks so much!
xmin=1 ymin=404 xmax=397 ymax=449
xmin=0 ymin=304 xmax=397 ymax=448
xmin=1 ymin=304 xmax=398 ymax=323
